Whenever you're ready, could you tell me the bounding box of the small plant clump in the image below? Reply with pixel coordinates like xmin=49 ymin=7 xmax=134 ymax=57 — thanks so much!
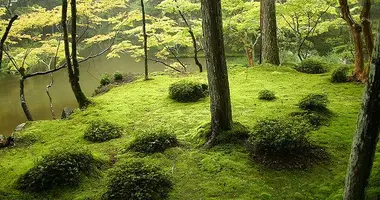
xmin=298 ymin=93 xmax=329 ymax=111
xmin=17 ymin=149 xmax=103 ymax=192
xmin=289 ymin=111 xmax=332 ymax=129
xmin=84 ymin=120 xmax=123 ymax=142
xmin=100 ymin=73 xmax=111 ymax=86
xmin=128 ymin=132 xmax=178 ymax=154
xmin=102 ymin=161 xmax=173 ymax=200
xmin=113 ymin=71 xmax=123 ymax=82
xmin=258 ymin=89 xmax=276 ymax=101
xmin=196 ymin=122 xmax=250 ymax=146
xmin=331 ymin=66 xmax=350 ymax=83
xmin=248 ymin=118 xmax=327 ymax=169
xmin=295 ymin=58 xmax=328 ymax=74
xmin=169 ymin=80 xmax=208 ymax=103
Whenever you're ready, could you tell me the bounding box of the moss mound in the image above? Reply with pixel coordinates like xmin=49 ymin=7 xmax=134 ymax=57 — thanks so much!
xmin=128 ymin=132 xmax=178 ymax=154
xmin=298 ymin=93 xmax=329 ymax=111
xmin=331 ymin=66 xmax=350 ymax=83
xmin=17 ymin=149 xmax=103 ymax=192
xmin=295 ymin=58 xmax=328 ymax=74
xmin=169 ymin=80 xmax=208 ymax=102
xmin=258 ymin=89 xmax=276 ymax=101
xmin=289 ymin=110 xmax=332 ymax=129
xmin=196 ymin=122 xmax=250 ymax=146
xmin=248 ymin=118 xmax=328 ymax=169
xmin=102 ymin=161 xmax=173 ymax=200
xmin=84 ymin=120 xmax=123 ymax=142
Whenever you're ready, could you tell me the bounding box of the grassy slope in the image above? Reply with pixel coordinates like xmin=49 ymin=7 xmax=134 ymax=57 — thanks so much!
xmin=1 ymin=64 xmax=378 ymax=200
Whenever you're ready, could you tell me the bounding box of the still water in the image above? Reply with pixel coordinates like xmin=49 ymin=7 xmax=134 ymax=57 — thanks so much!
xmin=0 ymin=54 xmax=204 ymax=136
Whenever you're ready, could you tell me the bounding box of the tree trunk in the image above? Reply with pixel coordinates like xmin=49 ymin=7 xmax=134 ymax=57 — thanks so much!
xmin=62 ymin=0 xmax=90 ymax=109
xmin=261 ymin=0 xmax=280 ymax=65
xmin=20 ymin=77 xmax=33 ymax=121
xmin=141 ymin=0 xmax=149 ymax=80
xmin=190 ymin=29 xmax=203 ymax=72
xmin=0 ymin=15 xmax=18 ymax=70
xmin=343 ymin=23 xmax=380 ymax=200
xmin=352 ymin=26 xmax=366 ymax=82
xmin=201 ymin=0 xmax=233 ymax=146
xmin=259 ymin=0 xmax=263 ymax=64
xmin=246 ymin=47 xmax=254 ymax=67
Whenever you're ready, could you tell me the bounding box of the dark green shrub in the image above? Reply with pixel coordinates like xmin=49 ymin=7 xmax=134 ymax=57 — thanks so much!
xmin=298 ymin=94 xmax=329 ymax=111
xmin=102 ymin=161 xmax=172 ymax=200
xmin=248 ymin=118 xmax=327 ymax=169
xmin=128 ymin=132 xmax=178 ymax=154
xmin=196 ymin=122 xmax=249 ymax=145
xmin=113 ymin=71 xmax=123 ymax=82
xmin=100 ymin=73 xmax=111 ymax=86
xmin=84 ymin=120 xmax=122 ymax=142
xmin=289 ymin=111 xmax=331 ymax=128
xmin=331 ymin=66 xmax=350 ymax=83
xmin=258 ymin=89 xmax=276 ymax=101
xmin=17 ymin=150 xmax=102 ymax=192
xmin=169 ymin=80 xmax=208 ymax=102
xmin=295 ymin=58 xmax=328 ymax=74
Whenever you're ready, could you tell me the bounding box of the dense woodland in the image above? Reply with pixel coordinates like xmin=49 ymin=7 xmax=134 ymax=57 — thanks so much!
xmin=1 ymin=0 xmax=380 ymax=199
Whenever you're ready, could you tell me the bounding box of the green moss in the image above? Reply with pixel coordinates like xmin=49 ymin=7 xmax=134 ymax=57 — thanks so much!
xmin=194 ymin=122 xmax=249 ymax=146
xmin=0 ymin=65 xmax=367 ymax=199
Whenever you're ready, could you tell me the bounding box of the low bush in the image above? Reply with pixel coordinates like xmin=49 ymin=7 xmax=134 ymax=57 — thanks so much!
xmin=113 ymin=71 xmax=123 ymax=82
xmin=331 ymin=66 xmax=350 ymax=83
xmin=289 ymin=111 xmax=331 ymax=128
xmin=100 ymin=73 xmax=111 ymax=86
xmin=84 ymin=120 xmax=123 ymax=142
xmin=258 ymin=89 xmax=276 ymax=101
xmin=128 ymin=132 xmax=178 ymax=154
xmin=248 ymin=118 xmax=327 ymax=169
xmin=298 ymin=94 xmax=329 ymax=111
xmin=169 ymin=80 xmax=208 ymax=103
xmin=17 ymin=149 xmax=102 ymax=192
xmin=295 ymin=58 xmax=328 ymax=74
xmin=196 ymin=122 xmax=250 ymax=146
xmin=102 ymin=161 xmax=172 ymax=200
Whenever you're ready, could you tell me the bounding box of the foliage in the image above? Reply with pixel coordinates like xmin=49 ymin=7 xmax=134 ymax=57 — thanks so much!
xmin=169 ymin=80 xmax=208 ymax=102
xmin=100 ymin=73 xmax=111 ymax=86
xmin=298 ymin=93 xmax=329 ymax=111
xmin=128 ymin=131 xmax=178 ymax=154
xmin=258 ymin=89 xmax=276 ymax=101
xmin=289 ymin=111 xmax=332 ymax=128
xmin=331 ymin=66 xmax=350 ymax=83
xmin=102 ymin=161 xmax=173 ymax=200
xmin=113 ymin=71 xmax=123 ymax=82
xmin=84 ymin=120 xmax=122 ymax=142
xmin=17 ymin=149 xmax=102 ymax=192
xmin=195 ymin=122 xmax=250 ymax=146
xmin=295 ymin=58 xmax=328 ymax=74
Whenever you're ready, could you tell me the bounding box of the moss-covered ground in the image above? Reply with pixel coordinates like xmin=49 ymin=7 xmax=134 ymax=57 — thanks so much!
xmin=2 ymin=63 xmax=379 ymax=200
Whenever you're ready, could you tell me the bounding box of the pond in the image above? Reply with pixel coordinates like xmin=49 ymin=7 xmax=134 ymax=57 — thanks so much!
xmin=0 ymin=54 xmax=205 ymax=136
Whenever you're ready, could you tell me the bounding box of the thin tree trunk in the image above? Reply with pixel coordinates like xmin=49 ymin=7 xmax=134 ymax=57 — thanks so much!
xmin=0 ymin=15 xmax=18 ymax=70
xmin=246 ymin=47 xmax=254 ymax=67
xmin=343 ymin=23 xmax=380 ymax=200
xmin=20 ymin=77 xmax=33 ymax=121
xmin=261 ymin=0 xmax=280 ymax=65
xmin=201 ymin=0 xmax=233 ymax=146
xmin=141 ymin=0 xmax=149 ymax=80
xmin=361 ymin=0 xmax=373 ymax=59
xmin=352 ymin=26 xmax=366 ymax=81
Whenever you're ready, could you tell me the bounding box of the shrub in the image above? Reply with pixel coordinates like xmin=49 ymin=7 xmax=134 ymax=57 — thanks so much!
xmin=84 ymin=120 xmax=123 ymax=142
xmin=289 ymin=111 xmax=331 ymax=128
xmin=248 ymin=118 xmax=327 ymax=169
xmin=17 ymin=150 xmax=102 ymax=192
xmin=169 ymin=80 xmax=208 ymax=103
xmin=113 ymin=71 xmax=123 ymax=82
xmin=128 ymin=132 xmax=178 ymax=154
xmin=331 ymin=66 xmax=350 ymax=83
xmin=196 ymin=122 xmax=250 ymax=146
xmin=100 ymin=73 xmax=111 ymax=86
xmin=298 ymin=94 xmax=329 ymax=111
xmin=258 ymin=89 xmax=276 ymax=101
xmin=295 ymin=58 xmax=328 ymax=74
xmin=102 ymin=161 xmax=172 ymax=200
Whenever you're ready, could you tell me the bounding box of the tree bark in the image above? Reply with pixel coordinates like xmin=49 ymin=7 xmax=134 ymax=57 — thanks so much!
xmin=0 ymin=15 xmax=18 ymax=70
xmin=343 ymin=23 xmax=380 ymax=200
xmin=261 ymin=0 xmax=280 ymax=65
xmin=246 ymin=47 xmax=254 ymax=67
xmin=20 ymin=77 xmax=33 ymax=121
xmin=141 ymin=0 xmax=149 ymax=80
xmin=201 ymin=0 xmax=233 ymax=146
xmin=62 ymin=0 xmax=90 ymax=109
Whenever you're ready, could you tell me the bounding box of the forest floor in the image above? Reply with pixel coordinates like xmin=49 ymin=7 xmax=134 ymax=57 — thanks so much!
xmin=1 ymin=61 xmax=378 ymax=200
